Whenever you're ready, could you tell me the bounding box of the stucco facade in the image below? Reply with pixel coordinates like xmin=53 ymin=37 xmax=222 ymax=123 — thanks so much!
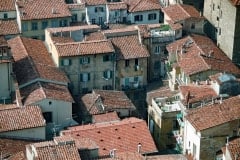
xmin=128 ymin=10 xmax=160 ymax=24
xmin=86 ymin=5 xmax=107 ymax=25
xmin=0 ymin=10 xmax=16 ymax=20
xmin=204 ymin=0 xmax=240 ymax=64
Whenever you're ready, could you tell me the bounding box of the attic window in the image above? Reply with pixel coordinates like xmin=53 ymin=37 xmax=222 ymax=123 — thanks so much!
xmin=100 ymin=139 xmax=104 ymax=142
xmin=97 ymin=131 xmax=101 ymax=134
xmin=115 ymin=128 xmax=118 ymax=131
xmin=76 ymin=134 xmax=80 ymax=136
xmin=118 ymin=137 xmax=121 ymax=139
xmin=132 ymin=126 xmax=136 ymax=128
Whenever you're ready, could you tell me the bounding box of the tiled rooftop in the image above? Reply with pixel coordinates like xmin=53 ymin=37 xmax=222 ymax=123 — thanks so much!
xmin=167 ymin=34 xmax=240 ymax=76
xmin=111 ymin=35 xmax=150 ymax=60
xmin=20 ymin=81 xmax=74 ymax=105
xmin=163 ymin=4 xmax=202 ymax=23
xmin=68 ymin=3 xmax=85 ymax=9
xmin=92 ymin=112 xmax=120 ymax=124
xmin=107 ymin=2 xmax=127 ymax=10
xmin=123 ymin=0 xmax=161 ymax=12
xmin=0 ymin=105 xmax=45 ymax=133
xmin=0 ymin=36 xmax=7 ymax=46
xmin=0 ymin=138 xmax=34 ymax=159
xmin=80 ymin=90 xmax=136 ymax=115
xmin=27 ymin=137 xmax=81 ymax=160
xmin=85 ymin=31 xmax=106 ymax=41
xmin=230 ymin=0 xmax=240 ymax=5
xmin=8 ymin=36 xmax=69 ymax=85
xmin=16 ymin=0 xmax=71 ymax=20
xmin=0 ymin=0 xmax=15 ymax=11
xmin=209 ymin=73 xmax=238 ymax=85
xmin=82 ymin=0 xmax=107 ymax=5
xmin=226 ymin=137 xmax=240 ymax=160
xmin=55 ymin=40 xmax=115 ymax=57
xmin=62 ymin=117 xmax=158 ymax=156
xmin=46 ymin=25 xmax=100 ymax=33
xmin=102 ymin=151 xmax=144 ymax=160
xmin=0 ymin=20 xmax=19 ymax=36
xmin=186 ymin=95 xmax=240 ymax=131
xmin=179 ymin=84 xmax=217 ymax=105
xmin=146 ymin=154 xmax=187 ymax=160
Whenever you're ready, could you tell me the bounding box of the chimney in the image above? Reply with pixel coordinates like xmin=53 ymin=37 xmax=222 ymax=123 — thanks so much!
xmin=185 ymin=90 xmax=190 ymax=105
xmin=137 ymin=143 xmax=142 ymax=153
xmin=226 ymin=136 xmax=229 ymax=146
xmin=110 ymin=149 xmax=116 ymax=158
xmin=12 ymin=73 xmax=23 ymax=107
xmin=219 ymin=96 xmax=223 ymax=104
xmin=52 ymin=8 xmax=56 ymax=14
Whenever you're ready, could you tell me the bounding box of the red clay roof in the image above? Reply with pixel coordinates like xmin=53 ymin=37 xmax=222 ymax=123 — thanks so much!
xmin=80 ymin=90 xmax=136 ymax=115
xmin=55 ymin=40 xmax=115 ymax=57
xmin=16 ymin=0 xmax=71 ymax=20
xmin=27 ymin=137 xmax=81 ymax=160
xmin=0 ymin=138 xmax=34 ymax=159
xmin=162 ymin=4 xmax=202 ymax=22
xmin=20 ymin=81 xmax=74 ymax=105
xmin=123 ymin=0 xmax=161 ymax=12
xmin=46 ymin=25 xmax=100 ymax=33
xmin=102 ymin=152 xmax=144 ymax=160
xmin=82 ymin=0 xmax=107 ymax=5
xmin=85 ymin=31 xmax=106 ymax=41
xmin=111 ymin=35 xmax=150 ymax=60
xmin=0 ymin=105 xmax=45 ymax=133
xmin=107 ymin=2 xmax=127 ymax=10
xmin=186 ymin=96 xmax=240 ymax=131
xmin=230 ymin=0 xmax=240 ymax=5
xmin=167 ymin=34 xmax=240 ymax=76
xmin=0 ymin=20 xmax=19 ymax=36
xmin=62 ymin=117 xmax=158 ymax=156
xmin=92 ymin=112 xmax=120 ymax=124
xmin=8 ymin=36 xmax=69 ymax=85
xmin=0 ymin=0 xmax=15 ymax=11
xmin=68 ymin=3 xmax=85 ymax=9
xmin=226 ymin=138 xmax=240 ymax=160
xmin=179 ymin=84 xmax=217 ymax=105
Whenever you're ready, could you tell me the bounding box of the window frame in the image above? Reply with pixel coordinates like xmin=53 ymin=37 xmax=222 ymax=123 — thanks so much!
xmin=148 ymin=13 xmax=157 ymax=20
xmin=31 ymin=22 xmax=38 ymax=30
xmin=134 ymin=15 xmax=143 ymax=22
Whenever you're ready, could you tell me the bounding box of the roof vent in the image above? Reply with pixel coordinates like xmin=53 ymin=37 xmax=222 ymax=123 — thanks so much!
xmin=137 ymin=143 xmax=142 ymax=153
xmin=52 ymin=8 xmax=56 ymax=14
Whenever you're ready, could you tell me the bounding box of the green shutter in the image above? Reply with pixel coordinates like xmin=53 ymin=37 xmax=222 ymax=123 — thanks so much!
xmin=110 ymin=71 xmax=113 ymax=78
xmin=88 ymin=57 xmax=90 ymax=63
xmin=60 ymin=59 xmax=64 ymax=66
xmin=79 ymin=58 xmax=83 ymax=64
xmin=88 ymin=73 xmax=90 ymax=81
xmin=69 ymin=59 xmax=72 ymax=66
xmin=80 ymin=74 xmax=83 ymax=82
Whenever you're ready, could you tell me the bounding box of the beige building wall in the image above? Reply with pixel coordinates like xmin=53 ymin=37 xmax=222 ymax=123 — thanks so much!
xmin=0 ymin=11 xmax=16 ymax=19
xmin=60 ymin=53 xmax=114 ymax=94
xmin=0 ymin=126 xmax=46 ymax=140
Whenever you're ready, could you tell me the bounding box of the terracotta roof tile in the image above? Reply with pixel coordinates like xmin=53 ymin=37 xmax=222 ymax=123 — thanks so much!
xmin=186 ymin=95 xmax=240 ymax=131
xmin=226 ymin=138 xmax=240 ymax=160
xmin=80 ymin=90 xmax=136 ymax=115
xmin=111 ymin=35 xmax=150 ymax=60
xmin=46 ymin=25 xmax=100 ymax=33
xmin=102 ymin=152 xmax=144 ymax=160
xmin=0 ymin=104 xmax=19 ymax=111
xmin=68 ymin=3 xmax=85 ymax=9
xmin=167 ymin=34 xmax=240 ymax=76
xmin=179 ymin=84 xmax=217 ymax=105
xmin=0 ymin=138 xmax=34 ymax=159
xmin=0 ymin=0 xmax=15 ymax=11
xmin=0 ymin=105 xmax=45 ymax=132
xmin=146 ymin=154 xmax=188 ymax=160
xmin=56 ymin=40 xmax=115 ymax=57
xmin=123 ymin=0 xmax=161 ymax=12
xmin=83 ymin=0 xmax=107 ymax=5
xmin=62 ymin=117 xmax=158 ymax=156
xmin=163 ymin=4 xmax=202 ymax=23
xmin=85 ymin=31 xmax=106 ymax=41
xmin=28 ymin=137 xmax=81 ymax=160
xmin=8 ymin=151 xmax=26 ymax=160
xmin=16 ymin=0 xmax=71 ymax=20
xmin=52 ymin=36 xmax=75 ymax=43
xmin=0 ymin=20 xmax=20 ymax=36
xmin=20 ymin=82 xmax=74 ymax=105
xmin=92 ymin=112 xmax=120 ymax=124
xmin=107 ymin=2 xmax=127 ymax=10
xmin=230 ymin=0 xmax=240 ymax=5
xmin=0 ymin=36 xmax=7 ymax=46
xmin=8 ymin=36 xmax=69 ymax=85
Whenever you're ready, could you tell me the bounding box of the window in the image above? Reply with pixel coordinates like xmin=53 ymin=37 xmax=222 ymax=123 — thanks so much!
xmin=172 ymin=119 xmax=179 ymax=130
xmin=125 ymin=77 xmax=129 ymax=86
xmin=92 ymin=18 xmax=96 ymax=24
xmin=103 ymin=55 xmax=112 ymax=62
xmin=31 ymin=22 xmax=38 ymax=30
xmin=193 ymin=143 xmax=197 ymax=157
xmin=3 ymin=13 xmax=8 ymax=19
xmin=80 ymin=73 xmax=90 ymax=82
xmin=22 ymin=23 xmax=28 ymax=32
xmin=135 ymin=59 xmax=139 ymax=65
xmin=218 ymin=28 xmax=221 ymax=35
xmin=103 ymin=70 xmax=113 ymax=79
xmin=217 ymin=16 xmax=219 ymax=21
xmin=59 ymin=20 xmax=68 ymax=27
xmin=43 ymin=112 xmax=52 ymax=123
xmin=80 ymin=57 xmax=90 ymax=64
xmin=95 ymin=7 xmax=104 ymax=12
xmin=154 ymin=61 xmax=160 ymax=70
xmin=125 ymin=60 xmax=129 ymax=67
xmin=148 ymin=13 xmax=156 ymax=20
xmin=72 ymin=14 xmax=78 ymax=22
xmin=191 ymin=23 xmax=195 ymax=29
xmin=134 ymin=76 xmax=138 ymax=82
xmin=61 ymin=59 xmax=72 ymax=66
xmin=155 ymin=46 xmax=161 ymax=54
xmin=51 ymin=20 xmax=58 ymax=27
xmin=42 ymin=21 xmax=48 ymax=29
xmin=134 ymin=15 xmax=143 ymax=22
xmin=212 ymin=3 xmax=215 ymax=10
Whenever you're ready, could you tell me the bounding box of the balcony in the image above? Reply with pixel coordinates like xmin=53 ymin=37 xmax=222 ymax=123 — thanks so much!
xmin=172 ymin=130 xmax=183 ymax=153
xmin=177 ymin=113 xmax=184 ymax=127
